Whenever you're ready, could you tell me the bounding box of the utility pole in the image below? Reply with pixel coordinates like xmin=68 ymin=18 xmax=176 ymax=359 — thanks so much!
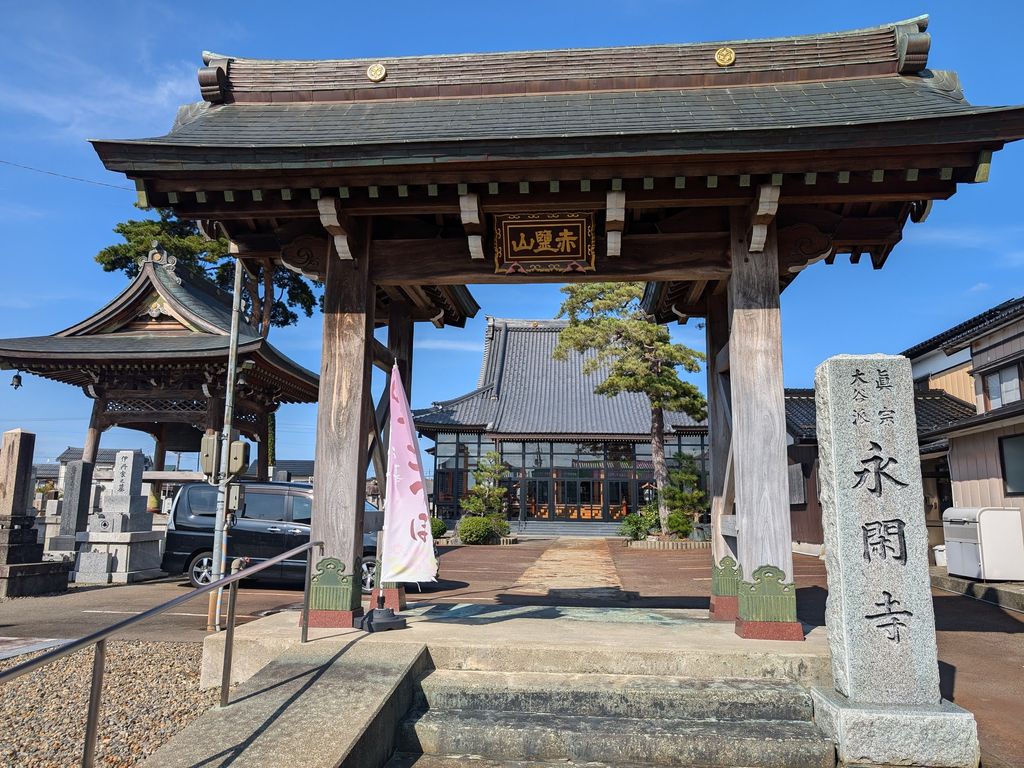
xmin=206 ymin=257 xmax=244 ymax=631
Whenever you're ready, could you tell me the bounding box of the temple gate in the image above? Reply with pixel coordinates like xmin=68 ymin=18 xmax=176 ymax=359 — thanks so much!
xmin=90 ymin=15 xmax=1024 ymax=636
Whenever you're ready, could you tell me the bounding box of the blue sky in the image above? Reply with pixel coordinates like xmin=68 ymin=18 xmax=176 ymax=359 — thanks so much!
xmin=1 ymin=1 xmax=1022 ymax=465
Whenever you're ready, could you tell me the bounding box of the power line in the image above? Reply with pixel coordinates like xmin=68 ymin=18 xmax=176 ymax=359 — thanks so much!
xmin=0 ymin=159 xmax=134 ymax=191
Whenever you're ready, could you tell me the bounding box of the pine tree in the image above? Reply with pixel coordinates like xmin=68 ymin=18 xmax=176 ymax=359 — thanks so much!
xmin=459 ymin=451 xmax=509 ymax=517
xmin=553 ymin=282 xmax=706 ymax=535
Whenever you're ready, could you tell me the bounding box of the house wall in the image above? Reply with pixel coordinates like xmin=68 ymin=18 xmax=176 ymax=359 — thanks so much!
xmin=947 ymin=424 xmax=1024 ymax=513
xmin=927 ymin=361 xmax=975 ymax=405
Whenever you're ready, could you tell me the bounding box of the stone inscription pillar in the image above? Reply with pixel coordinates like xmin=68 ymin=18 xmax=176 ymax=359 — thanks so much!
xmin=812 ymin=354 xmax=979 ymax=768
xmin=727 ymin=211 xmax=801 ymax=640
xmin=309 ymin=243 xmax=375 ymax=628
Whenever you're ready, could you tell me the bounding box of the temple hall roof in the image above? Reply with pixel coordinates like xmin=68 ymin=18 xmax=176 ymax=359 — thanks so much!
xmin=414 ymin=318 xmax=705 ymax=439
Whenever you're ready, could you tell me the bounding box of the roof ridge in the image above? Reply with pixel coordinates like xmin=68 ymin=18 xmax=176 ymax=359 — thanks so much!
xmin=201 ymin=17 xmax=926 ymax=67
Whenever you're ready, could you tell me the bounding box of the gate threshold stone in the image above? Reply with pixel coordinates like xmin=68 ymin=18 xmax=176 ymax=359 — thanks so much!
xmin=202 ymin=604 xmax=832 ymax=690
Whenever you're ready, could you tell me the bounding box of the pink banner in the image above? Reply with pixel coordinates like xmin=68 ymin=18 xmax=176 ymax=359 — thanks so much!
xmin=380 ymin=364 xmax=438 ymax=584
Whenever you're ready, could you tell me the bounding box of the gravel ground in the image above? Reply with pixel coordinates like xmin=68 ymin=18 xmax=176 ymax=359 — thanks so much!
xmin=0 ymin=641 xmax=216 ymax=767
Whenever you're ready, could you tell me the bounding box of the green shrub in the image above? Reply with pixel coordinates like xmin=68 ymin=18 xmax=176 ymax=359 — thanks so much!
xmin=458 ymin=515 xmax=496 ymax=545
xmin=619 ymin=503 xmax=660 ymax=540
xmin=430 ymin=517 xmax=448 ymax=539
xmin=487 ymin=514 xmax=510 ymax=537
xmin=666 ymin=509 xmax=693 ymax=538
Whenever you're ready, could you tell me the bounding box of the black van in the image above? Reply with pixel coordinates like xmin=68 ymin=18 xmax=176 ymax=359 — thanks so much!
xmin=161 ymin=482 xmax=379 ymax=591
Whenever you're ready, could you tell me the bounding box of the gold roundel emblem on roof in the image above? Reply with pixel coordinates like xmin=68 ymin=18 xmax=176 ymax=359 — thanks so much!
xmin=714 ymin=47 xmax=736 ymax=67
xmin=366 ymin=62 xmax=387 ymax=82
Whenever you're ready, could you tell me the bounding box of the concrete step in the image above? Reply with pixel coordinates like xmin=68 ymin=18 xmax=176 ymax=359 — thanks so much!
xmin=423 ymin=644 xmax=829 ymax=688
xmin=416 ymin=669 xmax=813 ymax=721
xmin=387 ymin=754 xmax=658 ymax=767
xmin=398 ymin=709 xmax=835 ymax=768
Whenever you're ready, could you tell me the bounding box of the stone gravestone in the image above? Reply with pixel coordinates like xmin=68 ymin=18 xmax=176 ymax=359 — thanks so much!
xmin=0 ymin=429 xmax=71 ymax=596
xmin=73 ymin=451 xmax=163 ymax=584
xmin=49 ymin=459 xmax=92 ymax=556
xmin=811 ymin=355 xmax=979 ymax=768
xmin=88 ymin=451 xmax=149 ymax=533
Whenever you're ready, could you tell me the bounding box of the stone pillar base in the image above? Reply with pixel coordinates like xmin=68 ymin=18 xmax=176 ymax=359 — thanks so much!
xmin=306 ymin=608 xmax=364 ymax=628
xmin=735 ymin=618 xmax=804 ymax=641
xmin=811 ymin=687 xmax=979 ymax=768
xmin=709 ymin=594 xmax=737 ymax=621
xmin=371 ymin=586 xmax=407 ymax=612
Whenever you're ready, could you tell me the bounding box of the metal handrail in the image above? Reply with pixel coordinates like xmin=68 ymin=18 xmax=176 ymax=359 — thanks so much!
xmin=0 ymin=539 xmax=325 ymax=767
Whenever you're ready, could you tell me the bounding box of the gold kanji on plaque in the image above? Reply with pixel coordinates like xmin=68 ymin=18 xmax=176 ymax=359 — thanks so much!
xmin=493 ymin=212 xmax=595 ymax=274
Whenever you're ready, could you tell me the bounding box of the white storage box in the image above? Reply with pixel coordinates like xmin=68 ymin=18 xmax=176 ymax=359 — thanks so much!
xmin=942 ymin=507 xmax=1024 ymax=580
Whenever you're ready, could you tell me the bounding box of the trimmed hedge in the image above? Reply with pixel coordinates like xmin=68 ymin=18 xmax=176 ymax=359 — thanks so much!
xmin=430 ymin=517 xmax=448 ymax=539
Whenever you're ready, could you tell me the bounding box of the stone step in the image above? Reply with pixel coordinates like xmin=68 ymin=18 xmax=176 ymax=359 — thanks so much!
xmin=387 ymin=754 xmax=658 ymax=767
xmin=398 ymin=710 xmax=835 ymax=768
xmin=416 ymin=669 xmax=813 ymax=721
xmin=423 ymin=644 xmax=829 ymax=688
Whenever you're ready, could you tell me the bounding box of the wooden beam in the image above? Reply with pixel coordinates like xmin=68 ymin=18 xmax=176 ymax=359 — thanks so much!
xmin=371 ymin=338 xmax=391 ymax=372
xmin=747 ymin=184 xmax=780 ymax=253
xmin=706 ymin=290 xmax=737 ymax=589
xmin=317 ymin=196 xmax=356 ymax=260
xmin=459 ymin=192 xmax=485 ymax=260
xmin=605 ymin=190 xmax=626 ymax=257
xmin=370 ymin=233 xmax=730 ymax=285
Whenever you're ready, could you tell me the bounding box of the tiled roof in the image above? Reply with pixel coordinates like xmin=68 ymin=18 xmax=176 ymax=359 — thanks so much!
xmin=33 ymin=464 xmax=59 ymax=480
xmin=415 ymin=318 xmax=705 ymax=438
xmin=901 ymin=296 xmax=1024 ymax=357
xmin=56 ymin=448 xmax=150 ymax=465
xmin=92 ymin=17 xmax=1024 ymax=173
xmin=784 ymin=388 xmax=976 ymax=442
xmin=0 ymin=249 xmax=318 ymax=401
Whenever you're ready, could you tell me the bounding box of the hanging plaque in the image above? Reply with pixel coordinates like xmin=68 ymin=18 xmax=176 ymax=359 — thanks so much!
xmin=493 ymin=212 xmax=595 ymax=274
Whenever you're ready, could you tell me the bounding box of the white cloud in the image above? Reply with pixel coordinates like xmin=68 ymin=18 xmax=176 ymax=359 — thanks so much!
xmin=0 ymin=202 xmax=46 ymax=221
xmin=416 ymin=339 xmax=484 ymax=353
xmin=0 ymin=42 xmax=195 ymax=142
xmin=968 ymin=282 xmax=991 ymax=293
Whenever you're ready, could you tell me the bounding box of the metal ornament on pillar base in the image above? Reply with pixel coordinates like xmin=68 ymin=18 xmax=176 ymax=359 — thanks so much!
xmin=734 ymin=565 xmax=804 ymax=641
xmin=306 ymin=557 xmax=363 ymax=628
xmin=812 ymin=354 xmax=979 ymax=768
xmin=709 ymin=555 xmax=739 ymax=621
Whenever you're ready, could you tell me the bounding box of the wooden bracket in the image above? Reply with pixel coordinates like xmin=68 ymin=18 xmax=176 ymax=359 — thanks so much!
xmin=459 ymin=192 xmax=485 ymax=260
xmin=317 ymin=197 xmax=356 ymax=260
xmin=605 ymin=190 xmax=626 ymax=257
xmin=747 ymin=184 xmax=780 ymax=253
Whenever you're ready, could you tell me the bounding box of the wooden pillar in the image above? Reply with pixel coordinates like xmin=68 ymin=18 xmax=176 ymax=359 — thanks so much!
xmin=388 ymin=300 xmax=415 ymax=397
xmin=309 ymin=240 xmax=375 ymax=627
xmin=706 ymin=289 xmax=739 ymax=620
xmin=257 ymin=417 xmax=270 ymax=481
xmin=149 ymin=428 xmax=166 ymax=512
xmin=82 ymin=399 xmax=103 ymax=467
xmin=727 ymin=209 xmax=801 ymax=641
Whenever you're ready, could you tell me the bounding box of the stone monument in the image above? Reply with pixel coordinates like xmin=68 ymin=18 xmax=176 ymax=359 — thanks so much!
xmin=73 ymin=450 xmax=163 ymax=583
xmin=812 ymin=355 xmax=979 ymax=768
xmin=47 ymin=459 xmax=91 ymax=558
xmin=0 ymin=429 xmax=71 ymax=596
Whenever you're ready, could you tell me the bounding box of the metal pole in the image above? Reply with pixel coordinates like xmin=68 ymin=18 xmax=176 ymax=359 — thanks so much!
xmin=219 ymin=559 xmax=242 ymax=707
xmin=301 ymin=546 xmax=315 ymax=644
xmin=207 ymin=256 xmax=245 ymax=631
xmin=81 ymin=639 xmax=106 ymax=768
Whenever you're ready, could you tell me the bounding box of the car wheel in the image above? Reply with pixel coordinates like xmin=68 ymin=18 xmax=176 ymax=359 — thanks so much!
xmin=188 ymin=551 xmax=215 ymax=588
xmin=361 ymin=559 xmax=377 ymax=594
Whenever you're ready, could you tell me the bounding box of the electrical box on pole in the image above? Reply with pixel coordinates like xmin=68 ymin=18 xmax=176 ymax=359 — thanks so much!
xmin=228 ymin=440 xmax=250 ymax=476
xmin=227 ymin=483 xmax=245 ymax=513
xmin=200 ymin=434 xmax=220 ymax=479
